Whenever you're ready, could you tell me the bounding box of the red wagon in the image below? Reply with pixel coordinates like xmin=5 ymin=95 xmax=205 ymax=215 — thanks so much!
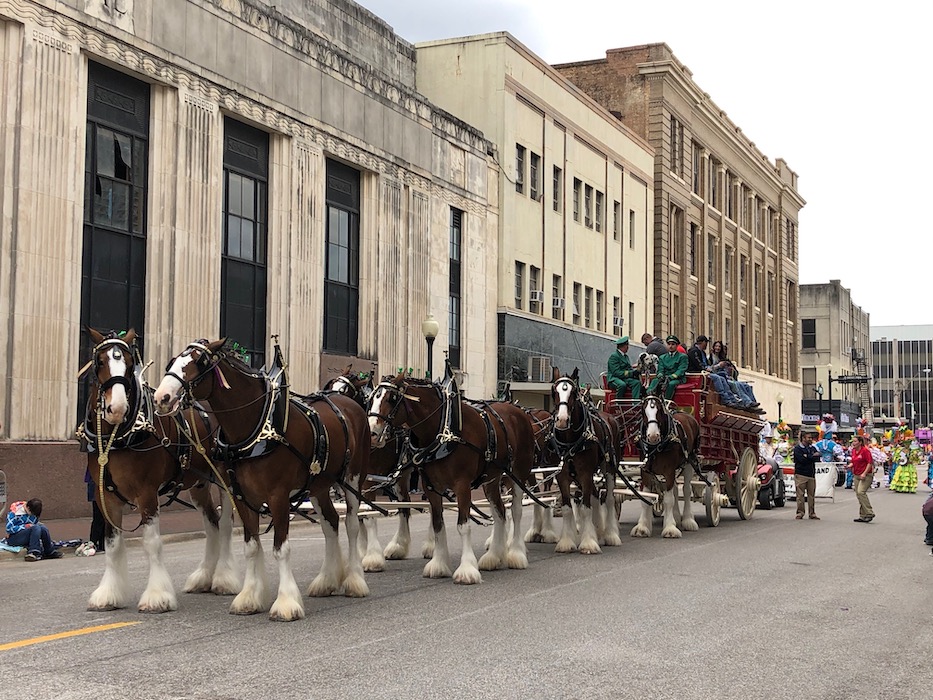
xmin=603 ymin=373 xmax=767 ymax=525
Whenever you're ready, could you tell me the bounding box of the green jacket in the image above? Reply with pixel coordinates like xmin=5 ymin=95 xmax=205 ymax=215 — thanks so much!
xmin=608 ymin=350 xmax=635 ymax=383
xmin=657 ymin=350 xmax=688 ymax=380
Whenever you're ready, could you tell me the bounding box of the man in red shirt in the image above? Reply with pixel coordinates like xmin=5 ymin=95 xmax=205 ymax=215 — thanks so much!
xmin=851 ymin=435 xmax=875 ymax=522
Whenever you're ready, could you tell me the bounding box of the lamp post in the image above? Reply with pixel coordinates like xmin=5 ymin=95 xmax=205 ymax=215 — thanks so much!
xmin=826 ymin=363 xmax=833 ymax=417
xmin=776 ymin=392 xmax=784 ymax=422
xmin=815 ymin=383 xmax=824 ymax=422
xmin=421 ymin=313 xmax=439 ymax=380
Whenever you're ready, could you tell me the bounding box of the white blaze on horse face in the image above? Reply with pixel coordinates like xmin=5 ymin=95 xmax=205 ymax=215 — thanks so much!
xmin=103 ymin=347 xmax=129 ymax=425
xmin=368 ymin=387 xmax=389 ymax=445
xmin=332 ymin=377 xmax=351 ymax=394
xmin=645 ymin=399 xmax=661 ymax=445
xmin=155 ymin=353 xmax=195 ymax=413
xmin=554 ymin=380 xmax=573 ymax=429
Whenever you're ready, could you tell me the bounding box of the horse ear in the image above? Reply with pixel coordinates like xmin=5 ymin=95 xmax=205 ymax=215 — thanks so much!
xmin=551 ymin=366 xmax=560 ymax=382
xmin=571 ymin=367 xmax=580 ymax=382
xmin=209 ymin=338 xmax=227 ymax=352
xmin=87 ymin=326 xmax=104 ymax=344
xmin=124 ymin=328 xmax=137 ymax=345
xmin=343 ymin=364 xmax=353 ymax=374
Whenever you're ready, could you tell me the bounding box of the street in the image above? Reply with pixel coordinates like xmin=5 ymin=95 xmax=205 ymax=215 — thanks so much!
xmin=1 ymin=487 xmax=932 ymax=700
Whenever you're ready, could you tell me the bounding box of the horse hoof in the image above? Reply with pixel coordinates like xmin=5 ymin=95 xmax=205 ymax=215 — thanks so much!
xmin=554 ymin=539 xmax=577 ymax=553
xmin=477 ymin=553 xmax=503 ymax=571
xmin=422 ymin=560 xmax=452 ymax=579
xmin=453 ymin=567 xmax=482 ymax=585
xmin=138 ymin=598 xmax=177 ymax=614
xmin=269 ymin=604 xmax=305 ymax=622
xmin=506 ymin=551 xmax=528 ymax=569
xmin=662 ymin=529 xmax=683 ymax=539
xmin=579 ymin=541 xmax=602 ymax=555
xmin=87 ymin=602 xmax=121 ymax=612
xmin=361 ymin=554 xmax=386 ymax=572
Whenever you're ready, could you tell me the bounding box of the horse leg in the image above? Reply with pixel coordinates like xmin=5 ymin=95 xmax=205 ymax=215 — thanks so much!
xmin=506 ymin=480 xmax=529 ymax=568
xmin=307 ymin=494 xmax=347 ymax=597
xmin=524 ymin=504 xmax=544 ymax=543
xmin=599 ymin=469 xmax=622 ymax=547
xmin=229 ymin=507 xmax=269 ymax=615
xmin=360 ymin=516 xmax=386 ymax=572
xmin=88 ymin=493 xmax=131 ymax=611
xmin=384 ymin=509 xmax=411 ymax=560
xmin=340 ymin=474 xmax=370 ymax=598
xmin=578 ymin=471 xmax=602 ymax=555
xmin=660 ymin=482 xmax=683 ymax=539
xmin=555 ymin=473 xmax=579 ymax=553
xmin=422 ymin=491 xmax=452 ymax=579
xmin=680 ymin=463 xmax=699 ymax=532
xmin=478 ymin=479 xmax=507 ymax=571
xmin=136 ymin=501 xmax=178 ymax=613
xmin=631 ymin=470 xmax=655 ymax=537
xmin=185 ymin=484 xmax=241 ymax=595
xmin=266 ymin=496 xmax=304 ymax=622
xmin=452 ymin=479 xmax=482 ymax=585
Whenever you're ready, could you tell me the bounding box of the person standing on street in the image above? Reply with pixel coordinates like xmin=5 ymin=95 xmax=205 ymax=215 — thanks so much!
xmin=851 ymin=435 xmax=876 ymax=523
xmin=793 ymin=430 xmax=821 ymax=520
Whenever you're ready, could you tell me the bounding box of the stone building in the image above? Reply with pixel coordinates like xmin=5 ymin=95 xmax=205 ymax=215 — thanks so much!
xmin=415 ymin=33 xmax=655 ymax=405
xmin=554 ymin=44 xmax=804 ymax=418
xmin=799 ymin=281 xmax=871 ymax=431
xmin=872 ymin=325 xmax=933 ymax=433
xmin=0 ymin=0 xmax=498 ymax=516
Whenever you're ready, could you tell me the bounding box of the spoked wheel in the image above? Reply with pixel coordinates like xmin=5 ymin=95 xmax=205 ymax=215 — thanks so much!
xmin=736 ymin=448 xmax=759 ymax=520
xmin=704 ymin=475 xmax=721 ymax=527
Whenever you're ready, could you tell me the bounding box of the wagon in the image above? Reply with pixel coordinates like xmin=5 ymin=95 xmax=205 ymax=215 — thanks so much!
xmin=603 ymin=373 xmax=767 ymax=526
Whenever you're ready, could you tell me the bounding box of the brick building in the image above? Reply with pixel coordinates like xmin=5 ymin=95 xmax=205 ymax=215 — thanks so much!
xmin=554 ymin=44 xmax=804 ymax=418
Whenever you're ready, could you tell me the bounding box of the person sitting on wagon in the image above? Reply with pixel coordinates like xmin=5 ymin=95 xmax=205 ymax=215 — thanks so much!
xmin=647 ymin=335 xmax=688 ymax=400
xmin=687 ymin=335 xmax=744 ymax=408
xmin=708 ymin=341 xmax=762 ymax=411
xmin=607 ymin=336 xmax=642 ymax=399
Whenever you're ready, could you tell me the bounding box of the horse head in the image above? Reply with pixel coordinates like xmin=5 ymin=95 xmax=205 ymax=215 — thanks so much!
xmin=85 ymin=327 xmax=138 ymax=426
xmin=324 ymin=365 xmax=372 ymax=407
xmin=551 ymin=367 xmax=581 ymax=431
xmin=642 ymin=395 xmax=668 ymax=446
xmin=367 ymin=372 xmax=411 ymax=448
xmin=154 ymin=338 xmax=230 ymax=415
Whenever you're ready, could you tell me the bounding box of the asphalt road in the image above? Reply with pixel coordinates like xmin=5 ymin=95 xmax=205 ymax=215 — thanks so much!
xmin=1 ymin=487 xmax=931 ymax=700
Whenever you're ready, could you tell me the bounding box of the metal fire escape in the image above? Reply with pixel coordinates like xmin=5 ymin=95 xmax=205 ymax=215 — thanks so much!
xmin=851 ymin=348 xmax=873 ymax=425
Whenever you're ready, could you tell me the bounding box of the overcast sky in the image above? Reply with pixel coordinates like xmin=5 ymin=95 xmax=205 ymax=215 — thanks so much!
xmin=356 ymin=0 xmax=932 ymax=327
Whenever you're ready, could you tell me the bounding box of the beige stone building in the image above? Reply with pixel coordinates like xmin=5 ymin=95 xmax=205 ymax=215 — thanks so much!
xmin=416 ymin=33 xmax=655 ymax=405
xmin=799 ymin=281 xmax=872 ymax=430
xmin=554 ymin=44 xmax=804 ymax=420
xmin=0 ymin=0 xmax=498 ymax=515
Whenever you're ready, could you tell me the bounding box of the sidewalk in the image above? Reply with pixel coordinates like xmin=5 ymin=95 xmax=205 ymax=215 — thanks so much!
xmin=1 ymin=508 xmax=209 ymax=562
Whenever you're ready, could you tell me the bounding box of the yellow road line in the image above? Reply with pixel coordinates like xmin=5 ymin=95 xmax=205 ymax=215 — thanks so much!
xmin=0 ymin=621 xmax=141 ymax=652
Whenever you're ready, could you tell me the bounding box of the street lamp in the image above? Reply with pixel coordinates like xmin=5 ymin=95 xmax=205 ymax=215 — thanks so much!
xmin=815 ymin=383 xmax=824 ymax=422
xmin=421 ymin=313 xmax=439 ymax=380
xmin=827 ymin=363 xmax=833 ymax=415
xmin=776 ymin=393 xmax=784 ymax=422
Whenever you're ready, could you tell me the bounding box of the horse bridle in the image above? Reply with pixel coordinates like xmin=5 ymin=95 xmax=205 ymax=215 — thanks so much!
xmin=86 ymin=337 xmax=135 ymax=397
xmin=163 ymin=341 xmax=225 ymax=405
xmin=552 ymin=377 xmax=586 ymax=432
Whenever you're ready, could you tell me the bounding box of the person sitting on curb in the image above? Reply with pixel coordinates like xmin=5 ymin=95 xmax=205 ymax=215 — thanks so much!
xmin=607 ymin=336 xmax=642 ymax=399
xmin=647 ymin=335 xmax=688 ymax=400
xmin=4 ymin=498 xmax=62 ymax=561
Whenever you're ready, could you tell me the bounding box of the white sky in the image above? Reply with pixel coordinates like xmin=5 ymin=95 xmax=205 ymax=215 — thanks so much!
xmin=356 ymin=0 xmax=932 ymax=326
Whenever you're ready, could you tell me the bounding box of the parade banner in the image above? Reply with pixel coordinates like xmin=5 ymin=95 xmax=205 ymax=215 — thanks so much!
xmin=782 ymin=463 xmax=837 ymax=500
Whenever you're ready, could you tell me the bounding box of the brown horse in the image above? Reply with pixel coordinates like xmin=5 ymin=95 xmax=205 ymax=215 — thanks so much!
xmin=367 ymin=372 xmax=535 ymax=583
xmin=322 ymin=367 xmax=419 ymax=571
xmin=154 ymin=339 xmax=370 ymax=621
xmin=631 ymin=394 xmax=701 ymax=538
xmin=79 ymin=328 xmax=239 ymax=613
xmin=521 ymin=407 xmax=561 ymax=544
xmin=548 ymin=368 xmax=622 ymax=554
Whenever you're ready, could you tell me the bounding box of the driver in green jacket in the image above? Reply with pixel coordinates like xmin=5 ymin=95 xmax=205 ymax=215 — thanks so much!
xmin=607 ymin=336 xmax=642 ymax=399
xmin=647 ymin=335 xmax=688 ymax=400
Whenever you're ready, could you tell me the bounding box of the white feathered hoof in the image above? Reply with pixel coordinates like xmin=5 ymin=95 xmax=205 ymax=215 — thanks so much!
xmin=423 ymin=557 xmax=452 ymax=579
xmin=183 ymin=568 xmax=214 ymax=594
xmin=506 ymin=549 xmax=528 ymax=569
xmin=523 ymin=528 xmax=543 ymax=543
xmin=229 ymin=590 xmax=266 ymax=615
xmin=307 ymin=575 xmax=341 ymax=598
xmin=87 ymin=594 xmax=127 ymax=613
xmin=342 ymin=572 xmax=370 ymax=598
xmin=661 ymin=526 xmax=683 ymax=539
xmin=137 ymin=590 xmax=178 ymax=614
xmin=630 ymin=524 xmax=652 ymax=538
xmin=578 ymin=537 xmax=602 ymax=555
xmin=555 ymin=537 xmax=578 ymax=554
xmin=383 ymin=541 xmax=408 ymax=561
xmin=452 ymin=565 xmax=482 ymax=585
xmin=269 ymin=598 xmax=305 ymax=622
xmin=361 ymin=552 xmax=386 ymax=573
xmin=602 ymin=531 xmax=623 ymax=547
xmin=210 ymin=568 xmax=242 ymax=596
xmin=477 ymin=551 xmax=503 ymax=571
xmin=421 ymin=541 xmax=435 ymax=559
xmin=680 ymin=517 xmax=699 ymax=532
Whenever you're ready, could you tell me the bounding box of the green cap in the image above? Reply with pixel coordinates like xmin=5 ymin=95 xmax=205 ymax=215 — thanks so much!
xmin=615 ymin=336 xmax=629 ymax=345
xmin=666 ymin=335 xmax=680 ymax=345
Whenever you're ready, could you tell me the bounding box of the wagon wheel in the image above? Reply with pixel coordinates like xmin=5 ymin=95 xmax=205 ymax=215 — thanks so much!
xmin=735 ymin=448 xmax=759 ymax=520
xmin=703 ymin=475 xmax=721 ymax=527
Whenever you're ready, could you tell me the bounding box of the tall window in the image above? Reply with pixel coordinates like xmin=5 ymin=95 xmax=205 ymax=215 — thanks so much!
xmin=669 ymin=205 xmax=683 ymax=265
xmin=754 ymin=263 xmax=762 ymax=307
xmin=707 ymin=236 xmax=716 ymax=285
xmin=628 ymin=302 xmax=635 ymax=339
xmin=613 ymin=201 xmax=621 ymax=241
xmin=573 ymin=178 xmax=581 ymax=222
xmin=323 ymin=158 xmax=360 ymax=356
xmin=553 ymin=166 xmax=562 ymax=212
xmin=595 ymin=191 xmax=604 ymax=233
xmin=802 ymin=318 xmax=816 ymax=349
xmin=80 ymin=63 xmax=150 ymax=417
xmin=449 ymin=209 xmax=462 ymax=368
xmin=725 ymin=172 xmax=735 ymax=220
xmin=584 ymin=286 xmax=593 ymax=328
xmin=709 ymin=158 xmax=719 ymax=209
xmin=739 ymin=255 xmax=748 ymax=301
xmin=572 ymin=282 xmax=582 ymax=325
xmin=529 ymin=265 xmax=541 ymax=314
xmin=688 ymin=223 xmax=698 ymax=276
xmin=529 ymin=152 xmax=540 ymax=201
xmin=767 ymin=271 xmax=775 ymax=314
xmin=515 ymin=144 xmax=525 ymax=194
xmin=670 ymin=115 xmax=684 ymax=177
xmin=552 ymin=274 xmax=563 ymax=320
xmin=584 ymin=185 xmax=593 ymax=228
xmin=786 ymin=218 xmax=797 ymax=261
xmin=708 ymin=311 xmax=715 ymax=339
xmin=613 ymin=297 xmax=622 ymax=335
xmin=725 ymin=318 xmax=732 ymax=349
xmin=692 ymin=141 xmax=701 ymax=194
xmin=724 ymin=245 xmax=733 ymax=294
xmin=514 ymin=261 xmax=525 ymax=309
xmin=629 ymin=209 xmax=636 ymax=249
xmin=222 ymin=118 xmax=269 ymax=368
xmin=596 ymin=290 xmax=604 ymax=331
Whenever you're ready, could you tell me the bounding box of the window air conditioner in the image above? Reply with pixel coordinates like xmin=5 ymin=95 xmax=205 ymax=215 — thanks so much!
xmin=552 ymin=298 xmax=565 ymax=309
xmin=528 ymin=356 xmax=553 ymax=383
xmin=612 ymin=316 xmax=624 ymax=328
xmin=529 ymin=290 xmax=545 ymax=303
